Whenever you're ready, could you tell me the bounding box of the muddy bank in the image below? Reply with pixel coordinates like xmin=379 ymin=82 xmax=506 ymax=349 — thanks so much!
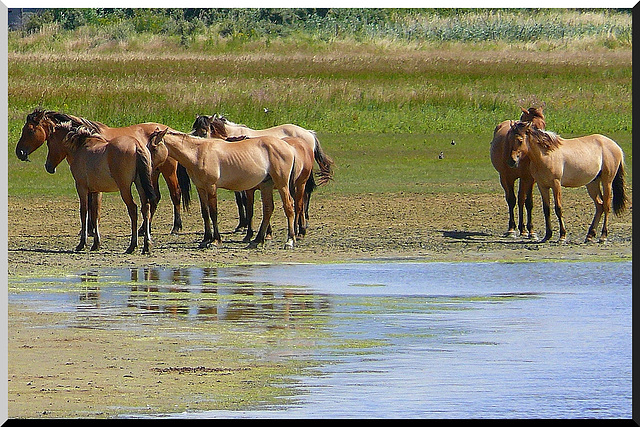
xmin=6 ymin=191 xmax=633 ymax=418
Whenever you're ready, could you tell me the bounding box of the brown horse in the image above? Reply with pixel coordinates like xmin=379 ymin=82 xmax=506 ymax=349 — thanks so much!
xmin=15 ymin=108 xmax=190 ymax=234
xmin=148 ymin=128 xmax=298 ymax=249
xmin=191 ymin=116 xmax=316 ymax=241
xmin=506 ymin=121 xmax=627 ymax=243
xmin=490 ymin=106 xmax=546 ymax=238
xmin=45 ymin=124 xmax=158 ymax=254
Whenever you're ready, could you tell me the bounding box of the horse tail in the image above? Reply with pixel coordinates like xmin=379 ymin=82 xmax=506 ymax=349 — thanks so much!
xmin=136 ymin=147 xmax=158 ymax=204
xmin=177 ymin=163 xmax=191 ymax=212
xmin=289 ymin=157 xmax=297 ymax=201
xmin=612 ymin=161 xmax=627 ymax=216
xmin=312 ymin=132 xmax=334 ymax=186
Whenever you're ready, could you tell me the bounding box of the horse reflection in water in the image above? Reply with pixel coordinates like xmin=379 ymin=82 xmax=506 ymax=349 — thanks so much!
xmin=123 ymin=267 xmax=330 ymax=323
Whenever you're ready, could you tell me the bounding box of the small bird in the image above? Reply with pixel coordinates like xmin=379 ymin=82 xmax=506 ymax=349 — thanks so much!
xmin=451 ymin=140 xmax=456 ymax=145
xmin=438 ymin=151 xmax=444 ymax=159
xmin=263 ymin=107 xmax=270 ymax=114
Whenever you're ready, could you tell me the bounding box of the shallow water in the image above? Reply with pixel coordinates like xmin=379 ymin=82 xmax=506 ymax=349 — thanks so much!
xmin=9 ymin=261 xmax=632 ymax=419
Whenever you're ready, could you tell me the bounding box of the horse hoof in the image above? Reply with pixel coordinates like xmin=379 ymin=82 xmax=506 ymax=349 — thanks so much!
xmin=125 ymin=247 xmax=135 ymax=254
xmin=90 ymin=245 xmax=100 ymax=251
xmin=505 ymin=231 xmax=517 ymax=238
xmin=284 ymin=241 xmax=294 ymax=250
xmin=527 ymin=232 xmax=538 ymax=240
xmin=558 ymin=238 xmax=567 ymax=245
xmin=199 ymin=242 xmax=211 ymax=249
xmin=75 ymin=245 xmax=85 ymax=252
xmin=598 ymin=237 xmax=608 ymax=244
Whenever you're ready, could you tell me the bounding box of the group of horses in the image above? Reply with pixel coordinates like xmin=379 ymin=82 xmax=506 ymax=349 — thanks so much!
xmin=491 ymin=106 xmax=628 ymax=244
xmin=15 ymin=109 xmax=334 ymax=254
xmin=15 ymin=104 xmax=628 ymax=254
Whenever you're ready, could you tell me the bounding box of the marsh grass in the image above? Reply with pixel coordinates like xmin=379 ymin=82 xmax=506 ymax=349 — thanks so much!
xmin=7 ymin=9 xmax=632 ymax=199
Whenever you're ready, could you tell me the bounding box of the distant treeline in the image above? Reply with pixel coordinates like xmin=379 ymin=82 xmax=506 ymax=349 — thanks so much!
xmin=16 ymin=8 xmax=632 ymax=45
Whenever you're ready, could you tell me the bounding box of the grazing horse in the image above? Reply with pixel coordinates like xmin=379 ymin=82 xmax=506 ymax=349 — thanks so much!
xmin=191 ymin=116 xmax=316 ymax=240
xmin=45 ymin=125 xmax=158 ymax=254
xmin=192 ymin=114 xmax=334 ymax=221
xmin=506 ymin=121 xmax=627 ymax=243
xmin=148 ymin=128 xmax=298 ymax=249
xmin=490 ymin=106 xmax=546 ymax=238
xmin=15 ymin=108 xmax=190 ymax=234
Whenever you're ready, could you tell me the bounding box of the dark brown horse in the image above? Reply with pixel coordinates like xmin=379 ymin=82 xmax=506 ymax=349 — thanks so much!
xmin=15 ymin=108 xmax=190 ymax=234
xmin=490 ymin=106 xmax=546 ymax=238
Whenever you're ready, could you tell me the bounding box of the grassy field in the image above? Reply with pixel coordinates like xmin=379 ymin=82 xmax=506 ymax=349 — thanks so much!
xmin=7 ymin=9 xmax=632 ymax=200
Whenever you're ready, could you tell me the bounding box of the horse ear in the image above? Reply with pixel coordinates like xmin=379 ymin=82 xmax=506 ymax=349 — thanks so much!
xmin=520 ymin=106 xmax=528 ymax=114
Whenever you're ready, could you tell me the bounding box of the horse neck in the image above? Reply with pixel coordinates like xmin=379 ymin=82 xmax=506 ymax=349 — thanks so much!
xmin=163 ymin=133 xmax=201 ymax=168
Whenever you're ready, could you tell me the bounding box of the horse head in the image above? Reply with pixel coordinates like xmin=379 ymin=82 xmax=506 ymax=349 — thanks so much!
xmin=507 ymin=121 xmax=533 ymax=169
xmin=191 ymin=115 xmax=213 ymax=138
xmin=148 ymin=127 xmax=170 ymax=168
xmin=16 ymin=108 xmax=52 ymax=161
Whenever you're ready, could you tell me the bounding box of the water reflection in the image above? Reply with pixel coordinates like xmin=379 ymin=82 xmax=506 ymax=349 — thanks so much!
xmin=9 ymin=262 xmax=632 ymax=418
xmin=64 ymin=266 xmax=332 ymax=325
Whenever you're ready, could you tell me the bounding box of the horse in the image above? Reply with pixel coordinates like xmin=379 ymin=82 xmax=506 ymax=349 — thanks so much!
xmin=191 ymin=116 xmax=316 ymax=241
xmin=490 ymin=106 xmax=546 ymax=238
xmin=147 ymin=128 xmax=298 ymax=249
xmin=506 ymin=121 xmax=627 ymax=243
xmin=192 ymin=114 xmax=334 ymax=221
xmin=45 ymin=124 xmax=158 ymax=254
xmin=15 ymin=108 xmax=190 ymax=235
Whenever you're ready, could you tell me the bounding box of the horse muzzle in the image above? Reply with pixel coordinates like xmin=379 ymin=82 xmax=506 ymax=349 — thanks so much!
xmin=45 ymin=162 xmax=56 ymax=174
xmin=16 ymin=148 xmax=30 ymax=162
xmin=507 ymin=157 xmax=519 ymax=168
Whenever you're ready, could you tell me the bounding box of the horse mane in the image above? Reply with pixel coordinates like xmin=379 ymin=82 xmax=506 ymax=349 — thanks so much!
xmin=30 ymin=108 xmax=103 ymax=134
xmin=61 ymin=124 xmax=105 ymax=149
xmin=225 ymin=135 xmax=248 ymax=142
xmin=513 ymin=121 xmax=561 ymax=151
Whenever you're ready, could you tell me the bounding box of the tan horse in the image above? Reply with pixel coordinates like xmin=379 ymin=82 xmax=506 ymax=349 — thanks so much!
xmin=507 ymin=121 xmax=627 ymax=243
xmin=15 ymin=108 xmax=190 ymax=234
xmin=196 ymin=113 xmax=333 ymax=186
xmin=490 ymin=106 xmax=546 ymax=238
xmin=191 ymin=116 xmax=316 ymax=241
xmin=148 ymin=128 xmax=298 ymax=249
xmin=45 ymin=125 xmax=158 ymax=254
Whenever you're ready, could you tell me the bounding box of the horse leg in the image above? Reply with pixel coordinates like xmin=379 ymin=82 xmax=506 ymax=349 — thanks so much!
xmin=585 ymin=180 xmax=604 ymax=243
xmin=599 ymin=179 xmax=613 ymax=243
xmin=196 ymin=187 xmax=214 ymax=248
xmin=234 ymin=191 xmax=248 ymax=232
xmin=162 ymin=169 xmax=184 ymax=235
xmin=139 ymin=169 xmax=161 ymax=236
xmin=500 ymin=175 xmax=517 ymax=238
xmin=295 ymin=180 xmax=307 ymax=238
xmin=75 ymin=186 xmax=89 ymax=252
xmin=206 ymin=187 xmax=222 ymax=247
xmin=538 ymin=185 xmax=553 ymax=243
xmin=277 ymin=185 xmax=296 ymax=249
xmin=140 ymin=196 xmax=152 ymax=254
xmin=516 ymin=178 xmax=527 ymax=237
xmin=248 ymin=183 xmax=274 ymax=248
xmin=551 ymin=181 xmax=567 ymax=244
xmin=243 ymin=189 xmax=256 ymax=243
xmin=523 ymin=178 xmax=536 ymax=239
xmin=89 ymin=191 xmax=101 ymax=251
xmin=120 ymin=185 xmax=139 ymax=254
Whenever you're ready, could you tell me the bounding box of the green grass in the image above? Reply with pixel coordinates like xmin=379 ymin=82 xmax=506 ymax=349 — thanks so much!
xmin=7 ymin=10 xmax=632 ymax=199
